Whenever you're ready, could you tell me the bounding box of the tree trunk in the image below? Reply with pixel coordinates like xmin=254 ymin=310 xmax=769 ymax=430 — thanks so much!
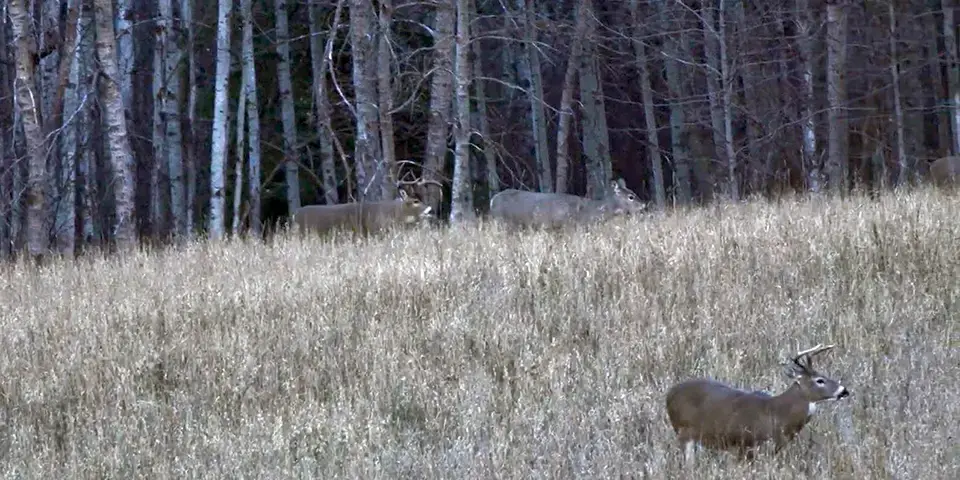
xmin=243 ymin=0 xmax=263 ymax=235
xmin=208 ymin=0 xmax=233 ymax=239
xmin=450 ymin=0 xmax=474 ymax=223
xmin=276 ymin=0 xmax=301 ymax=212
xmin=944 ymin=0 xmax=960 ymax=155
xmin=629 ymin=0 xmax=665 ymax=208
xmin=309 ymin=0 xmax=341 ymax=205
xmin=422 ymin=1 xmax=455 ymax=209
xmin=57 ymin=0 xmax=86 ymax=255
xmin=578 ymin=0 xmax=612 ymax=199
xmin=350 ymin=0 xmax=385 ymax=201
xmin=798 ymin=0 xmax=821 ymax=191
xmin=888 ymin=2 xmax=908 ymax=186
xmin=76 ymin=0 xmax=97 ymax=247
xmin=115 ymin=0 xmax=134 ymax=117
xmin=182 ymin=0 xmax=197 ymax=237
xmin=152 ymin=0 xmax=170 ymax=237
xmin=94 ymin=0 xmax=137 ymax=248
xmin=825 ymin=0 xmax=849 ymax=194
xmin=717 ymin=3 xmax=738 ymax=200
xmin=470 ymin=3 xmax=499 ymax=199
xmin=377 ymin=0 xmax=398 ymax=199
xmin=555 ymin=0 xmax=588 ymax=195
xmin=233 ymin=58 xmax=247 ymax=236
xmin=516 ymin=0 xmax=552 ymax=192
xmin=10 ymin=0 xmax=49 ymax=258
xmin=924 ymin=7 xmax=950 ymax=158
xmin=660 ymin=2 xmax=692 ymax=204
xmin=701 ymin=1 xmax=731 ymax=198
xmin=164 ymin=0 xmax=185 ymax=239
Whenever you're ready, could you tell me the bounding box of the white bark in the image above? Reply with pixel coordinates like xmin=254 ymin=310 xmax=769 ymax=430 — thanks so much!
xmin=825 ymin=0 xmax=848 ymax=193
xmin=555 ymin=0 xmax=587 ymax=194
xmin=164 ymin=0 xmax=185 ymax=239
xmin=243 ymin=0 xmax=263 ymax=234
xmin=94 ymin=0 xmax=137 ymax=247
xmin=350 ymin=0 xmax=385 ymax=201
xmin=630 ymin=0 xmax=665 ymax=208
xmin=717 ymin=2 xmax=737 ymax=200
xmin=310 ymin=0 xmax=342 ymax=205
xmin=450 ymin=0 xmax=474 ymax=223
xmin=516 ymin=0 xmax=552 ymax=192
xmin=152 ymin=0 xmax=169 ymax=236
xmin=10 ymin=0 xmax=48 ymax=257
xmin=422 ymin=1 xmax=455 ymax=208
xmin=115 ymin=0 xmax=133 ymax=119
xmin=888 ymin=2 xmax=907 ymax=186
xmin=377 ymin=0 xmax=398 ymax=199
xmin=77 ymin=0 xmax=97 ymax=245
xmin=797 ymin=0 xmax=820 ymax=192
xmin=233 ymin=58 xmax=247 ymax=236
xmin=183 ymin=0 xmax=197 ymax=237
xmin=577 ymin=0 xmax=612 ymax=199
xmin=208 ymin=0 xmax=233 ymax=239
xmin=57 ymin=0 xmax=85 ymax=255
xmin=276 ymin=0 xmax=301 ymax=212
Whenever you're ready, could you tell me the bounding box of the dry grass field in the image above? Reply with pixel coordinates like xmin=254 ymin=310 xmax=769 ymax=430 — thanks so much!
xmin=0 ymin=188 xmax=958 ymax=479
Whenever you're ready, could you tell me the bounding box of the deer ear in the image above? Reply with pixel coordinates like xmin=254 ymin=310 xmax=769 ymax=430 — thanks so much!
xmin=398 ymin=190 xmax=409 ymax=201
xmin=782 ymin=362 xmax=804 ymax=379
xmin=610 ymin=180 xmax=620 ymax=192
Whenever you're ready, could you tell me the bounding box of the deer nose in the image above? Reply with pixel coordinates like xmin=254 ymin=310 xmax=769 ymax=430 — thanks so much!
xmin=836 ymin=387 xmax=850 ymax=399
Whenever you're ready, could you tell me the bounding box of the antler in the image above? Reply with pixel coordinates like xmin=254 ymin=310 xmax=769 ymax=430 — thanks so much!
xmin=790 ymin=343 xmax=836 ymax=371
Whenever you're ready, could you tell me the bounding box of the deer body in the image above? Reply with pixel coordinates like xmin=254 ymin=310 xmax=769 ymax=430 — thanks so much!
xmin=665 ymin=344 xmax=850 ymax=461
xmin=929 ymin=156 xmax=960 ymax=188
xmin=489 ymin=179 xmax=646 ymax=229
xmin=292 ymin=191 xmax=433 ymax=237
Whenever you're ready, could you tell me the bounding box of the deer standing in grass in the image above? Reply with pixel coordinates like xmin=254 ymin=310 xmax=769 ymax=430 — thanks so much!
xmin=292 ymin=188 xmax=434 ymax=237
xmin=665 ymin=344 xmax=850 ymax=462
xmin=489 ymin=178 xmax=647 ymax=229
xmin=928 ymin=156 xmax=960 ymax=188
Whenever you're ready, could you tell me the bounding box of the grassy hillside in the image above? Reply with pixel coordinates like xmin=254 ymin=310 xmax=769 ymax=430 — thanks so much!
xmin=0 ymin=189 xmax=958 ymax=478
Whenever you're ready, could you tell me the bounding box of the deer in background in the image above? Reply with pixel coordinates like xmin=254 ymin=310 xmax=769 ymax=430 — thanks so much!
xmin=665 ymin=344 xmax=850 ymax=462
xmin=488 ymin=178 xmax=647 ymax=229
xmin=928 ymin=156 xmax=960 ymax=189
xmin=292 ymin=179 xmax=437 ymax=237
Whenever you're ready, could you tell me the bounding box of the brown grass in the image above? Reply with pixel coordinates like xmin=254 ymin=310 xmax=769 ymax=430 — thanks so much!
xmin=1 ymin=188 xmax=958 ymax=478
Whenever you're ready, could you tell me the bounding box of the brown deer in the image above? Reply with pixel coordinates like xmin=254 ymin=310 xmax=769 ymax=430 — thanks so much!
xmin=488 ymin=178 xmax=647 ymax=229
xmin=292 ymin=189 xmax=434 ymax=237
xmin=928 ymin=155 xmax=960 ymax=188
xmin=665 ymin=344 xmax=850 ymax=462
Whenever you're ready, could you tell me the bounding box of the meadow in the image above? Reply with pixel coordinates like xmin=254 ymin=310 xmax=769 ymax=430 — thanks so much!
xmin=0 ymin=188 xmax=957 ymax=479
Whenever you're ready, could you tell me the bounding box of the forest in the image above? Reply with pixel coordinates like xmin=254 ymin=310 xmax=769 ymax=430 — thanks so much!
xmin=1 ymin=0 xmax=958 ymax=258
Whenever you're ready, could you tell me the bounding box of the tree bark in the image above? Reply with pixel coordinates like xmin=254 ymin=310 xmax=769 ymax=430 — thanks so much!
xmin=825 ymin=0 xmax=849 ymax=193
xmin=450 ymin=0 xmax=474 ymax=223
xmin=516 ymin=0 xmax=552 ymax=192
xmin=94 ymin=0 xmax=137 ymax=248
xmin=309 ymin=0 xmax=341 ymax=205
xmin=243 ymin=0 xmax=263 ymax=235
xmin=555 ymin=0 xmax=588 ymax=195
xmin=377 ymin=0 xmax=398 ymax=199
xmin=630 ymin=0 xmax=664 ymax=208
xmin=422 ymin=1 xmax=455 ymax=209
xmin=276 ymin=0 xmax=302 ymax=212
xmin=208 ymin=0 xmax=233 ymax=239
xmin=350 ymin=0 xmax=385 ymax=201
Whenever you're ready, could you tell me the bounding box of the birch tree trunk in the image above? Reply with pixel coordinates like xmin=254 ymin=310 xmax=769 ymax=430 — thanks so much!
xmin=888 ymin=2 xmax=908 ymax=186
xmin=797 ymin=0 xmax=821 ymax=191
xmin=0 ymin=8 xmax=11 ymax=257
xmin=242 ymin=0 xmax=263 ymax=235
xmin=233 ymin=62 xmax=247 ymax=236
xmin=182 ymin=0 xmax=197 ymax=236
xmin=208 ymin=0 xmax=233 ymax=239
xmin=660 ymin=2 xmax=692 ymax=204
xmin=164 ymin=0 xmax=185 ymax=238
xmin=152 ymin=0 xmax=169 ymax=236
xmin=470 ymin=4 xmax=499 ymax=197
xmin=944 ymin=0 xmax=960 ymax=155
xmin=349 ymin=0 xmax=384 ymax=201
xmin=115 ymin=0 xmax=134 ymax=117
xmin=555 ymin=0 xmax=588 ymax=195
xmin=77 ymin=0 xmax=97 ymax=246
xmin=309 ymin=0 xmax=341 ymax=205
xmin=717 ymin=3 xmax=738 ymax=200
xmin=701 ymin=1 xmax=730 ymax=197
xmin=276 ymin=0 xmax=301 ymax=212
xmin=377 ymin=0 xmax=398 ymax=199
xmin=450 ymin=0 xmax=474 ymax=223
xmin=516 ymin=0 xmax=552 ymax=192
xmin=422 ymin=1 xmax=455 ymax=209
xmin=578 ymin=0 xmax=612 ymax=199
xmin=10 ymin=0 xmax=49 ymax=258
xmin=94 ymin=0 xmax=137 ymax=248
xmin=825 ymin=0 xmax=849 ymax=193
xmin=630 ymin=0 xmax=665 ymax=208
xmin=57 ymin=0 xmax=86 ymax=255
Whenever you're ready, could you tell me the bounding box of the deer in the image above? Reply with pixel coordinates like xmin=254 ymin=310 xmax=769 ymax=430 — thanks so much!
xmin=488 ymin=178 xmax=647 ymax=229
xmin=927 ymin=155 xmax=960 ymax=189
xmin=292 ymin=188 xmax=434 ymax=238
xmin=665 ymin=344 xmax=850 ymax=463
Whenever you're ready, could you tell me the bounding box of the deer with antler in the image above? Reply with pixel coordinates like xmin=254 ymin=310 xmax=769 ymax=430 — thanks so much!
xmin=665 ymin=344 xmax=851 ymax=462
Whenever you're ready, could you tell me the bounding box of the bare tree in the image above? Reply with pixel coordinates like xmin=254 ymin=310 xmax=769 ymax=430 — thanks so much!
xmin=555 ymin=0 xmax=588 ymax=195
xmin=243 ymin=0 xmax=263 ymax=235
xmin=659 ymin=0 xmax=693 ymax=204
xmin=350 ymin=0 xmax=385 ymax=201
xmin=163 ymin=0 xmax=185 ymax=238
xmin=515 ymin=0 xmax=551 ymax=192
xmin=450 ymin=0 xmax=474 ymax=222
xmin=208 ymin=0 xmax=233 ymax=239
xmin=309 ymin=0 xmax=342 ymax=205
xmin=9 ymin=0 xmax=48 ymax=258
xmin=276 ymin=0 xmax=301 ymax=213
xmin=630 ymin=0 xmax=665 ymax=208
xmin=377 ymin=0 xmax=398 ymax=199
xmin=94 ymin=0 xmax=137 ymax=248
xmin=182 ymin=0 xmax=197 ymax=236
xmin=578 ymin=0 xmax=612 ymax=199
xmin=422 ymin=1 xmax=456 ymax=210
xmin=825 ymin=0 xmax=849 ymax=193
xmin=888 ymin=2 xmax=908 ymax=186
xmin=797 ymin=0 xmax=821 ymax=191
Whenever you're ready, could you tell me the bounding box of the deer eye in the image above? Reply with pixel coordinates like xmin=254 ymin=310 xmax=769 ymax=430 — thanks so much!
xmin=815 ymin=378 xmax=825 ymax=385
xmin=627 ymin=195 xmax=635 ymax=201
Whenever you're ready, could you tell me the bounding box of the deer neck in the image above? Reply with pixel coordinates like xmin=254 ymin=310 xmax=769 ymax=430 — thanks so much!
xmin=770 ymin=382 xmax=816 ymax=427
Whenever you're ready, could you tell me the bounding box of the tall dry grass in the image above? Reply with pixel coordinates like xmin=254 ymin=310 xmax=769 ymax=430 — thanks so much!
xmin=0 ymin=188 xmax=958 ymax=478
